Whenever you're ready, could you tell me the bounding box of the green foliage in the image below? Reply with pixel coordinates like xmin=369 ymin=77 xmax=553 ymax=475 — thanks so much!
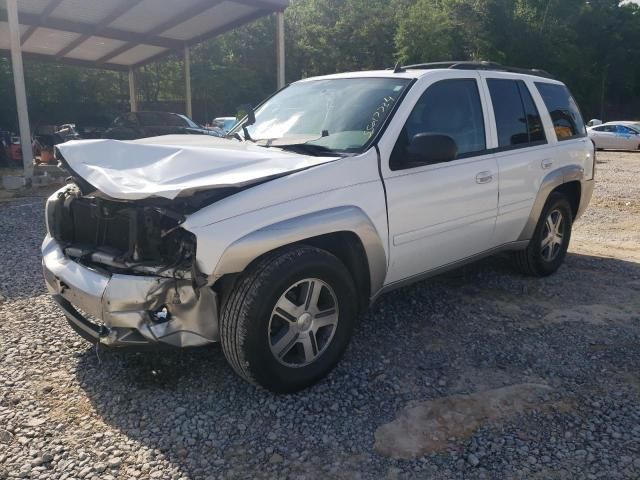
xmin=286 ymin=0 xmax=401 ymax=76
xmin=393 ymin=0 xmax=640 ymax=118
xmin=1 ymin=0 xmax=640 ymax=131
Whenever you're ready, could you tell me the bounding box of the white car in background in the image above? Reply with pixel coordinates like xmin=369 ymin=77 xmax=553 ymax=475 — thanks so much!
xmin=587 ymin=121 xmax=640 ymax=150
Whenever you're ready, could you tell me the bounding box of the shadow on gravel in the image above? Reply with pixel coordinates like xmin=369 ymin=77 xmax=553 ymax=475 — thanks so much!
xmin=73 ymin=252 xmax=640 ymax=478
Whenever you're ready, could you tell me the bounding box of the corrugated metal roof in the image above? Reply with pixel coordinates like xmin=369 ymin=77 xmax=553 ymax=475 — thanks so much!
xmin=0 ymin=0 xmax=289 ymax=70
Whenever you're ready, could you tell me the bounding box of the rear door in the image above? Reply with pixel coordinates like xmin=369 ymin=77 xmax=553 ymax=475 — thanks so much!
xmin=479 ymin=73 xmax=550 ymax=245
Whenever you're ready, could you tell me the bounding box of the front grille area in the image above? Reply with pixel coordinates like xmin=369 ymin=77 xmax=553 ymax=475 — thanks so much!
xmin=48 ymin=187 xmax=193 ymax=266
xmin=66 ymin=198 xmax=132 ymax=253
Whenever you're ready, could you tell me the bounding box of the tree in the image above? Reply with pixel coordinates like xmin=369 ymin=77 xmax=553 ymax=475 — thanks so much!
xmin=2 ymin=0 xmax=640 ymax=130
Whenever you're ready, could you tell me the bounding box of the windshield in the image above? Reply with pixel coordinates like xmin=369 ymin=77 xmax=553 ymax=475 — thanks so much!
xmin=232 ymin=77 xmax=412 ymax=152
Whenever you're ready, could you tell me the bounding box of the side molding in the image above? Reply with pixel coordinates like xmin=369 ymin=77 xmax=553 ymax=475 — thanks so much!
xmin=518 ymin=164 xmax=585 ymax=241
xmin=212 ymin=206 xmax=388 ymax=297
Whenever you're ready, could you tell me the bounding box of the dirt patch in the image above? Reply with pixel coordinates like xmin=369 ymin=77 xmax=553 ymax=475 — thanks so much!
xmin=543 ymin=303 xmax=639 ymax=326
xmin=374 ymin=383 xmax=552 ymax=459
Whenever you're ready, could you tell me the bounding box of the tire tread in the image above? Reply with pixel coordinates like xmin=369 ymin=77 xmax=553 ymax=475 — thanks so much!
xmin=513 ymin=192 xmax=572 ymax=277
xmin=219 ymin=246 xmax=328 ymax=387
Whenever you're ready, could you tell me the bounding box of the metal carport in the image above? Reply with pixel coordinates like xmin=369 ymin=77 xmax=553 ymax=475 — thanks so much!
xmin=0 ymin=0 xmax=289 ymax=178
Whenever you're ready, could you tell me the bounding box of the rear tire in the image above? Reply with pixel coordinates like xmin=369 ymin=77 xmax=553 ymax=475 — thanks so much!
xmin=514 ymin=192 xmax=573 ymax=277
xmin=219 ymin=245 xmax=357 ymax=393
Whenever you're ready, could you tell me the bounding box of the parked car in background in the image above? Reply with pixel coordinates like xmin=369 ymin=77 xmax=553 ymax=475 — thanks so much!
xmin=104 ymin=111 xmax=223 ymax=140
xmin=587 ymin=121 xmax=640 ymax=150
xmin=77 ymin=125 xmax=107 ymax=139
xmin=44 ymin=62 xmax=594 ymax=393
xmin=212 ymin=116 xmax=237 ymax=133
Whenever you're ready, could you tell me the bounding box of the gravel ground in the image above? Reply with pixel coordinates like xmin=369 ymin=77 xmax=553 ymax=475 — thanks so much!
xmin=1 ymin=151 xmax=639 ymax=479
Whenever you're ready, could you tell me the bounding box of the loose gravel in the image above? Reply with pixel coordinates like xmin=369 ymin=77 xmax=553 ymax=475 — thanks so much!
xmin=1 ymin=151 xmax=639 ymax=479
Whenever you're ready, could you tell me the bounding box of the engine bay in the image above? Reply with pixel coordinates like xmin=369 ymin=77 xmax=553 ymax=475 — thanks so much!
xmin=47 ymin=184 xmax=197 ymax=277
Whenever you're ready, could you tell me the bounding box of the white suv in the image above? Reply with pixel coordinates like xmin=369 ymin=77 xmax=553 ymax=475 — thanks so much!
xmin=43 ymin=61 xmax=594 ymax=392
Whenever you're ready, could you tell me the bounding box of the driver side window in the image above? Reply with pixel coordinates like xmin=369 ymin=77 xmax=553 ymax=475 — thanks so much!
xmin=390 ymin=78 xmax=486 ymax=170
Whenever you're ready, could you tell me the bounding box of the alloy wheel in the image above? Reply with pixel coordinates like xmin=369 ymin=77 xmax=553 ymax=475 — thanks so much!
xmin=541 ymin=209 xmax=564 ymax=262
xmin=268 ymin=278 xmax=339 ymax=367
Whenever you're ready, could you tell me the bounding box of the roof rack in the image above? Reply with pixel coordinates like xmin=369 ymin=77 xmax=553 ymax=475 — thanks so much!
xmin=399 ymin=61 xmax=554 ymax=79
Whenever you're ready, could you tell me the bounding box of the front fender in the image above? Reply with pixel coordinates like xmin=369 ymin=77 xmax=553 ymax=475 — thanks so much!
xmin=211 ymin=206 xmax=388 ymax=296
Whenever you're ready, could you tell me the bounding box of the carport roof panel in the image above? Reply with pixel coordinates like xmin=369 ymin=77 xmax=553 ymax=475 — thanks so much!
xmin=0 ymin=0 xmax=289 ymax=70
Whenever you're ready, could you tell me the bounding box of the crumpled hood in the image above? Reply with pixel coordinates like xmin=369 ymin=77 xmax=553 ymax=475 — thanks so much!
xmin=56 ymin=135 xmax=339 ymax=200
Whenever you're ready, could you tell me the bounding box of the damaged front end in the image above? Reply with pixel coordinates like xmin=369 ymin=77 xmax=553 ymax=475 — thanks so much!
xmin=42 ymin=183 xmax=219 ymax=348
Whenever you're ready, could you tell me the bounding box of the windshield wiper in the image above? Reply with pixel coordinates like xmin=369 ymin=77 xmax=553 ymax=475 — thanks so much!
xmin=226 ymin=132 xmax=244 ymax=142
xmin=276 ymin=143 xmax=340 ymax=156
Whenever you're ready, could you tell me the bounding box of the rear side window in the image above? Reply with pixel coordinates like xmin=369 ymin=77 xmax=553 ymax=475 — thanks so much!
xmin=162 ymin=114 xmax=190 ymax=127
xmin=617 ymin=125 xmax=637 ymax=135
xmin=487 ymin=79 xmax=546 ymax=149
xmin=535 ymin=82 xmax=586 ymax=140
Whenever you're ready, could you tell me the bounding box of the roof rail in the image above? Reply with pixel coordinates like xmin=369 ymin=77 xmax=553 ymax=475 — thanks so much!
xmin=401 ymin=61 xmax=554 ymax=79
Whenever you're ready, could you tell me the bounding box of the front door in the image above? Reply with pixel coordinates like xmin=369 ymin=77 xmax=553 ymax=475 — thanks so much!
xmin=378 ymin=72 xmax=499 ymax=285
xmin=591 ymin=125 xmax=616 ymax=149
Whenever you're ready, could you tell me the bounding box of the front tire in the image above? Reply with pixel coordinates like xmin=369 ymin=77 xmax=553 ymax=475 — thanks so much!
xmin=514 ymin=192 xmax=573 ymax=277
xmin=219 ymin=245 xmax=357 ymax=393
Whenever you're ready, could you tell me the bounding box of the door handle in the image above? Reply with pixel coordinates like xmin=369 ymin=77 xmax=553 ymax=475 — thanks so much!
xmin=541 ymin=159 xmax=553 ymax=170
xmin=475 ymin=171 xmax=494 ymax=184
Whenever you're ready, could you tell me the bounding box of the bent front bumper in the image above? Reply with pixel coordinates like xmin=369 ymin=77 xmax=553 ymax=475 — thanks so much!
xmin=42 ymin=235 xmax=219 ymax=347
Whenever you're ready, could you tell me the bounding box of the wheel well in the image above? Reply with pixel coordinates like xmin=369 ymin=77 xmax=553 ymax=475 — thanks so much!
xmin=298 ymin=232 xmax=371 ymax=314
xmin=212 ymin=231 xmax=372 ymax=314
xmin=552 ymin=181 xmax=581 ymax=219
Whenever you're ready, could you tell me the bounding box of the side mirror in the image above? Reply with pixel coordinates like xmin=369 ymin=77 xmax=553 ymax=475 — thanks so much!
xmin=406 ymin=133 xmax=457 ymax=165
